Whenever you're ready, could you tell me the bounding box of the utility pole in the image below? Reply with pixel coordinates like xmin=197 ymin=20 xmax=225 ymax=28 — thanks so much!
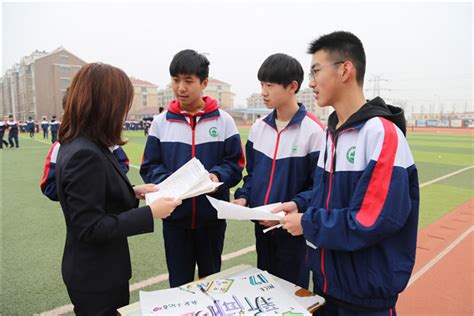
xmin=366 ymin=74 xmax=390 ymax=98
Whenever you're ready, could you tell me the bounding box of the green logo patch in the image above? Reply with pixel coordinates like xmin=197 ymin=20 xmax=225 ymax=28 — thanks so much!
xmin=292 ymin=144 xmax=298 ymax=154
xmin=209 ymin=127 xmax=218 ymax=137
xmin=346 ymin=146 xmax=356 ymax=163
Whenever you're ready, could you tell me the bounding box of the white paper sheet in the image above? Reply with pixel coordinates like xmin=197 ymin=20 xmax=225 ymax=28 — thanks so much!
xmin=206 ymin=196 xmax=284 ymax=221
xmin=145 ymin=158 xmax=222 ymax=204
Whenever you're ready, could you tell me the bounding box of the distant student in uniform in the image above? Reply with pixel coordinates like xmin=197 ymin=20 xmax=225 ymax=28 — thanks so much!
xmin=41 ymin=116 xmax=49 ymax=139
xmin=140 ymin=49 xmax=244 ymax=287
xmin=50 ymin=115 xmax=60 ymax=143
xmin=20 ymin=121 xmax=28 ymax=133
xmin=277 ymin=31 xmax=419 ymax=316
xmin=233 ymin=53 xmax=325 ymax=289
xmin=27 ymin=117 xmax=35 ymax=138
xmin=7 ymin=115 xmax=19 ymax=148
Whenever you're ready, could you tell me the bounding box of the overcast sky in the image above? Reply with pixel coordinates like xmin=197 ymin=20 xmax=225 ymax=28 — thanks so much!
xmin=2 ymin=1 xmax=473 ymax=114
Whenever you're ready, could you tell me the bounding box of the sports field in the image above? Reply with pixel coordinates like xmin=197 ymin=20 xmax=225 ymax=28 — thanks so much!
xmin=1 ymin=128 xmax=472 ymax=315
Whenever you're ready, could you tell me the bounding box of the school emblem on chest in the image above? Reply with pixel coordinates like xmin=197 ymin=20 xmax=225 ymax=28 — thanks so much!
xmin=346 ymin=146 xmax=356 ymax=163
xmin=209 ymin=127 xmax=218 ymax=137
xmin=292 ymin=144 xmax=298 ymax=154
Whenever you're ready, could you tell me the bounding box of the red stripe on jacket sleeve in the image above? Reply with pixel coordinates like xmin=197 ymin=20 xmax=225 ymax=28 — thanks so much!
xmin=40 ymin=142 xmax=58 ymax=189
xmin=356 ymin=118 xmax=398 ymax=227
xmin=306 ymin=112 xmax=325 ymax=130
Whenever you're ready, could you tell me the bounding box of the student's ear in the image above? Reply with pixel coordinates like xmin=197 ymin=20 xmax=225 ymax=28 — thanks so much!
xmin=200 ymin=78 xmax=209 ymax=90
xmin=289 ymin=80 xmax=299 ymax=94
xmin=341 ymin=61 xmax=353 ymax=83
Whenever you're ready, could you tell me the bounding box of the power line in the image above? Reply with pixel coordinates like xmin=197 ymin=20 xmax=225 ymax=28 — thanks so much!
xmin=365 ymin=74 xmax=390 ymax=98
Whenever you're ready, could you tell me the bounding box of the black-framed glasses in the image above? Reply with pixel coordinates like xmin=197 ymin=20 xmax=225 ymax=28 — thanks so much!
xmin=308 ymin=61 xmax=345 ymax=81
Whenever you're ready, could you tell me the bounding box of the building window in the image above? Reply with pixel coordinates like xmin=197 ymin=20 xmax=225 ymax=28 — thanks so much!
xmin=61 ymin=66 xmax=70 ymax=74
xmin=141 ymin=87 xmax=147 ymax=93
xmin=142 ymin=95 xmax=147 ymax=107
xmin=61 ymin=78 xmax=71 ymax=87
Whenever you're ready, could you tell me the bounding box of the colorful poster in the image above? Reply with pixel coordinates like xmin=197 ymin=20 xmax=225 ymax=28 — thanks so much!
xmin=140 ymin=271 xmax=311 ymax=316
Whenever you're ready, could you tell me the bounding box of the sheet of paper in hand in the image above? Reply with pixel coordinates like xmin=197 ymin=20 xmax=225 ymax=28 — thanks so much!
xmin=145 ymin=157 xmax=222 ymax=204
xmin=206 ymin=196 xmax=284 ymax=221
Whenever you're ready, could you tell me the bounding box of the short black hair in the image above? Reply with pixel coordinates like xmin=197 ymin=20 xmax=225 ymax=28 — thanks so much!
xmin=257 ymin=53 xmax=304 ymax=93
xmin=169 ymin=49 xmax=210 ymax=82
xmin=307 ymin=31 xmax=366 ymax=85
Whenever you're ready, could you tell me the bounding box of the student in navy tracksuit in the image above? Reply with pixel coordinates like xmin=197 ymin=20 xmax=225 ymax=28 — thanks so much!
xmin=27 ymin=117 xmax=35 ymax=138
xmin=41 ymin=117 xmax=50 ymax=139
xmin=233 ymin=53 xmax=325 ymax=289
xmin=140 ymin=50 xmax=244 ymax=287
xmin=41 ymin=141 xmax=130 ymax=201
xmin=7 ymin=115 xmax=19 ymax=148
xmin=50 ymin=116 xmax=60 ymax=143
xmin=277 ymin=31 xmax=419 ymax=316
xmin=0 ymin=119 xmax=9 ymax=149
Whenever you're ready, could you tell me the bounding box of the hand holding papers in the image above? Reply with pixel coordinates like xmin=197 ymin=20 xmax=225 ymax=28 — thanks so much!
xmin=145 ymin=158 xmax=222 ymax=205
xmin=206 ymin=196 xmax=285 ymax=221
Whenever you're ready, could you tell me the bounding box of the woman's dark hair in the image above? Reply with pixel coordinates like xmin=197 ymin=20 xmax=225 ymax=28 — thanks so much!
xmin=58 ymin=63 xmax=134 ymax=147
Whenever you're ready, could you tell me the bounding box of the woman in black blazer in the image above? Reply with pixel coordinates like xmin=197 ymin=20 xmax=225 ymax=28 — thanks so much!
xmin=56 ymin=63 xmax=181 ymax=315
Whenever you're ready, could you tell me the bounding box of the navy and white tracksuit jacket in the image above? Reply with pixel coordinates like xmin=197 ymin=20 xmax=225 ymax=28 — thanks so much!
xmin=140 ymin=96 xmax=244 ymax=287
xmin=41 ymin=142 xmax=130 ymax=201
xmin=7 ymin=121 xmax=19 ymax=135
xmin=140 ymin=96 xmax=244 ymax=228
xmin=235 ymin=104 xmax=325 ymax=288
xmin=300 ymin=97 xmax=419 ymax=313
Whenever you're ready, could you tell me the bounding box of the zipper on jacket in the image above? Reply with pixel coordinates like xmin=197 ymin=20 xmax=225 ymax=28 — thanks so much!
xmin=263 ymin=129 xmax=285 ymax=205
xmin=182 ymin=113 xmax=219 ymax=230
xmin=320 ymin=127 xmax=357 ymax=294
xmin=321 ymin=132 xmax=335 ymax=294
xmin=190 ymin=116 xmax=197 ymax=229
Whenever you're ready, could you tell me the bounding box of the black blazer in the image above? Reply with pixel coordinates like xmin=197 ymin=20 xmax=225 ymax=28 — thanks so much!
xmin=56 ymin=137 xmax=154 ymax=292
